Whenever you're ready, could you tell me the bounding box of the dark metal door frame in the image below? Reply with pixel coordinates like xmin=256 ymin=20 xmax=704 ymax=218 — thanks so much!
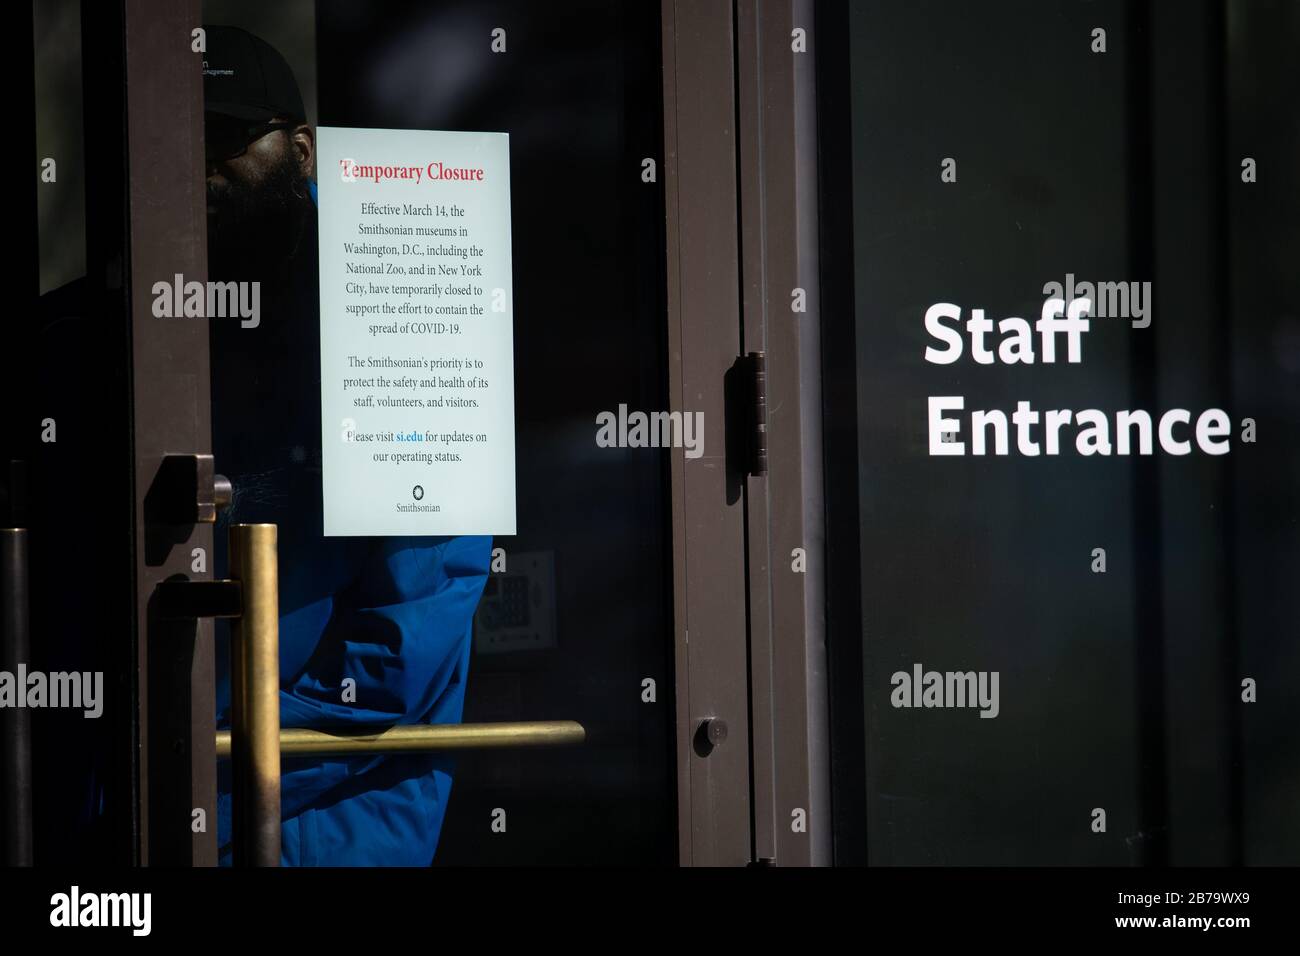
xmin=733 ymin=0 xmax=831 ymax=866
xmin=661 ymin=0 xmax=752 ymax=867
xmin=113 ymin=0 xmax=217 ymax=865
xmin=661 ymin=0 xmax=830 ymax=866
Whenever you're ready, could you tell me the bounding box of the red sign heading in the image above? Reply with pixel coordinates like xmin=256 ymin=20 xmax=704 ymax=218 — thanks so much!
xmin=338 ymin=159 xmax=485 ymax=184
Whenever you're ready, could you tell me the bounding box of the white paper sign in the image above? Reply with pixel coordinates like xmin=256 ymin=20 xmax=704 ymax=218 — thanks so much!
xmin=316 ymin=127 xmax=516 ymax=536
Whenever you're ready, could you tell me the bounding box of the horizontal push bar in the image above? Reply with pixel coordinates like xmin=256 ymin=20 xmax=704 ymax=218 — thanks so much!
xmin=216 ymin=720 xmax=586 ymax=759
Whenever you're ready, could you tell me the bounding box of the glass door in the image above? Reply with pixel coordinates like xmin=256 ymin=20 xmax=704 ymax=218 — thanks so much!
xmin=11 ymin=0 xmax=774 ymax=869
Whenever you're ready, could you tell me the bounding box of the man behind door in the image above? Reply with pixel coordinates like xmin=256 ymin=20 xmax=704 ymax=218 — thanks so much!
xmin=203 ymin=25 xmax=491 ymax=866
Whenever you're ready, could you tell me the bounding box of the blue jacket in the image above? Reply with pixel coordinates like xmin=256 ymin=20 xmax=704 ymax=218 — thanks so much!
xmin=214 ymin=534 xmax=490 ymax=866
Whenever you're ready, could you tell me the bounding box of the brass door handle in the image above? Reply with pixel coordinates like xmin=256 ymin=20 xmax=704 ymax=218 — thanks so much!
xmin=227 ymin=524 xmax=280 ymax=868
xmin=214 ymin=720 xmax=586 ymax=758
xmin=160 ymin=522 xmax=281 ymax=867
xmin=169 ymin=523 xmax=586 ymax=866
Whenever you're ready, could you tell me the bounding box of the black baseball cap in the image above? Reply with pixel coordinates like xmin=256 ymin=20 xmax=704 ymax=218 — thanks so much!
xmin=202 ymin=25 xmax=306 ymax=123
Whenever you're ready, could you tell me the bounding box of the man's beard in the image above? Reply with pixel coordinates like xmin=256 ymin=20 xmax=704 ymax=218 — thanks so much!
xmin=207 ymin=153 xmax=311 ymax=286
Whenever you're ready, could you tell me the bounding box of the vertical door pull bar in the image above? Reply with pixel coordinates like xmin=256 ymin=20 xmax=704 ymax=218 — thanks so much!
xmin=1 ymin=528 xmax=33 ymax=866
xmin=228 ymin=524 xmax=280 ymax=867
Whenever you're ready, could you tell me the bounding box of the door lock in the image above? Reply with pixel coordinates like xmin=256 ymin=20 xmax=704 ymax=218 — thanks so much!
xmin=146 ymin=454 xmax=232 ymax=525
xmin=695 ymin=717 xmax=728 ymax=756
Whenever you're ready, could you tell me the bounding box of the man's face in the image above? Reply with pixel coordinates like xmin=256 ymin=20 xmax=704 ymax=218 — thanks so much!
xmin=205 ymin=114 xmax=315 ymax=275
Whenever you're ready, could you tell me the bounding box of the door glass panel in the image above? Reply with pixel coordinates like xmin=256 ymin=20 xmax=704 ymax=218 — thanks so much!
xmin=820 ymin=0 xmax=1300 ymax=865
xmin=204 ymin=0 xmax=674 ymax=865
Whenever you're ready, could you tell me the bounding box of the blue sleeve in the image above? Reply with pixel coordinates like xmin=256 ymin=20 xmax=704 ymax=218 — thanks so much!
xmin=272 ymin=534 xmax=491 ymax=821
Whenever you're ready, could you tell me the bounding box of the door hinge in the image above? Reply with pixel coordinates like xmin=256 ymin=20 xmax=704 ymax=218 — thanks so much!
xmin=747 ymin=351 xmax=767 ymax=477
